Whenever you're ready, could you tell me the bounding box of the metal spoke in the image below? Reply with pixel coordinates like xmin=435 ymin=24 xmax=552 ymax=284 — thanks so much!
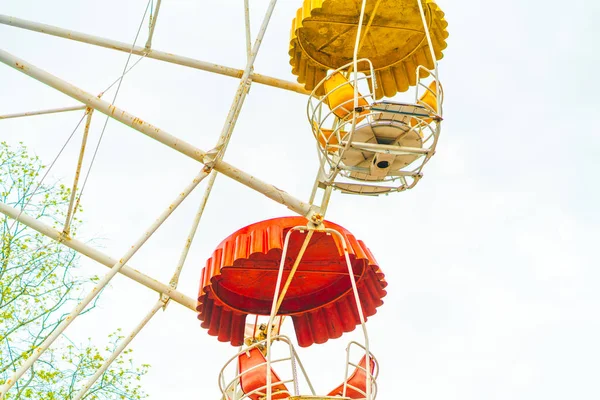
xmin=0 ymin=105 xmax=85 ymax=119
xmin=0 ymin=14 xmax=308 ymax=95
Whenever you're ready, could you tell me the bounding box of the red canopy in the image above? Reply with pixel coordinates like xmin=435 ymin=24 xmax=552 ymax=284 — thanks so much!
xmin=197 ymin=217 xmax=387 ymax=347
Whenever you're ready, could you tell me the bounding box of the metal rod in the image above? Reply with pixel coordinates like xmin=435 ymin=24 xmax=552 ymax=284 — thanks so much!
xmin=265 ymin=226 xmax=299 ymax=400
xmin=213 ymin=0 xmax=278 ymax=155
xmin=63 ymin=108 xmax=93 ymax=235
xmin=0 ymin=48 xmax=315 ymax=217
xmin=341 ymin=141 xmax=430 ymax=155
xmin=416 ymin=0 xmax=442 ymax=116
xmin=0 ymin=105 xmax=86 ymax=120
xmin=0 ymin=201 xmax=197 ymax=311
xmin=145 ymin=0 xmax=162 ymax=49
xmin=0 ymin=169 xmax=208 ymax=396
xmin=199 ymin=0 xmax=277 ymax=233
xmin=244 ymin=0 xmax=252 ymax=60
xmin=0 ymin=14 xmax=309 ymax=95
xmin=357 ymin=0 xmax=383 ymax=53
xmin=274 ymin=230 xmax=314 ymax=314
xmin=416 ymin=0 xmax=438 ymax=70
xmin=327 ymin=228 xmax=371 ymax=400
xmin=167 ymin=170 xmax=216 ymax=290
xmin=72 ymin=299 xmax=164 ymax=399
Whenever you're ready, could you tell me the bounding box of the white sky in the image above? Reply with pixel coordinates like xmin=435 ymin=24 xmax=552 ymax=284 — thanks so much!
xmin=1 ymin=0 xmax=600 ymax=399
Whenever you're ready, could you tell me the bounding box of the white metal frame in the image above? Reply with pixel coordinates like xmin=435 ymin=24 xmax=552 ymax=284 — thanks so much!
xmin=0 ymin=1 xmax=321 ymax=397
xmin=0 ymin=0 xmax=444 ymax=397
xmin=340 ymin=341 xmax=380 ymax=400
xmin=260 ymin=224 xmax=375 ymax=400
xmin=0 ymin=14 xmax=308 ymax=95
xmin=219 ymin=335 xmax=315 ymax=400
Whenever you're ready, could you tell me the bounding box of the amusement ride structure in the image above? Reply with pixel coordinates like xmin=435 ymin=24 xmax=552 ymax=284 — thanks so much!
xmin=0 ymin=0 xmax=448 ymax=398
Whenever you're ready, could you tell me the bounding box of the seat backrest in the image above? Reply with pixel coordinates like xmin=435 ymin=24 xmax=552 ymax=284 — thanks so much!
xmin=311 ymin=121 xmax=346 ymax=153
xmin=410 ymin=80 xmax=440 ymax=127
xmin=323 ymin=72 xmax=370 ymax=121
xmin=238 ymin=348 xmax=290 ymax=400
xmin=327 ymin=355 xmax=376 ymax=399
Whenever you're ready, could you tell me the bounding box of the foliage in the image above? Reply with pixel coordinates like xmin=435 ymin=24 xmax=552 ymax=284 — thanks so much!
xmin=0 ymin=142 xmax=149 ymax=399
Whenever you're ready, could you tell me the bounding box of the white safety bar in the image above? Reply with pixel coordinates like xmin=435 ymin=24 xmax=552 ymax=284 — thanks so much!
xmin=263 ymin=224 xmax=373 ymax=400
xmin=219 ymin=335 xmax=314 ymax=400
xmin=340 ymin=341 xmax=379 ymax=400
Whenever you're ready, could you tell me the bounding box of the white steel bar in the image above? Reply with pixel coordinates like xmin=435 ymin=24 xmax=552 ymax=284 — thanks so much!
xmin=416 ymin=0 xmax=442 ymax=116
xmin=0 ymin=48 xmax=314 ymax=217
xmin=327 ymin=228 xmax=371 ymax=400
xmin=63 ymin=108 xmax=93 ymax=235
xmin=0 ymin=170 xmax=208 ymax=396
xmin=0 ymin=14 xmax=309 ymax=95
xmin=244 ymin=0 xmax=252 ymax=59
xmin=0 ymin=201 xmax=197 ymax=311
xmin=265 ymin=226 xmax=299 ymax=400
xmin=213 ymin=0 xmax=278 ymax=155
xmin=274 ymin=230 xmax=314 ymax=313
xmin=145 ymin=0 xmax=162 ymax=49
xmin=357 ymin=0 xmax=382 ymax=53
xmin=166 ymin=170 xmax=216 ymax=290
xmin=0 ymin=105 xmax=86 ymax=120
xmin=164 ymin=81 xmax=247 ymax=291
xmin=72 ymin=299 xmax=164 ymax=399
xmin=416 ymin=0 xmax=439 ymax=69
xmin=342 ymin=141 xmax=430 ymax=155
xmin=195 ymin=0 xmax=278 ymax=231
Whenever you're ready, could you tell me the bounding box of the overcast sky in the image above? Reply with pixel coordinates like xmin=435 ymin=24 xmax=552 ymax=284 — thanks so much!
xmin=1 ymin=0 xmax=600 ymax=399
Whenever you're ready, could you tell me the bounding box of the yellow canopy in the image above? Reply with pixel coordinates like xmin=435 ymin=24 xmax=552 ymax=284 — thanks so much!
xmin=289 ymin=0 xmax=449 ymax=99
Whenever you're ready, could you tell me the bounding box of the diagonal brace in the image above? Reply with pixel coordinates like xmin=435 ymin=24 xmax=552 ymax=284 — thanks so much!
xmin=0 ymin=48 xmax=316 ymax=218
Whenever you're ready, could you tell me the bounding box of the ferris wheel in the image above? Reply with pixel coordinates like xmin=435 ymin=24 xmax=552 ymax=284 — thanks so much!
xmin=0 ymin=0 xmax=449 ymax=398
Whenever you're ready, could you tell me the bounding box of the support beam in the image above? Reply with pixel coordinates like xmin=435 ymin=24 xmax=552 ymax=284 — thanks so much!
xmin=63 ymin=108 xmax=93 ymax=235
xmin=0 ymin=48 xmax=315 ymax=218
xmin=0 ymin=105 xmax=86 ymax=119
xmin=0 ymin=14 xmax=309 ymax=95
xmin=72 ymin=299 xmax=164 ymax=399
xmin=0 ymin=169 xmax=208 ymax=395
xmin=0 ymin=201 xmax=197 ymax=311
xmin=145 ymin=0 xmax=162 ymax=49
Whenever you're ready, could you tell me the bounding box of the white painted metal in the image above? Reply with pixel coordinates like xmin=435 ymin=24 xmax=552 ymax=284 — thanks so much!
xmin=0 ymin=1 xmax=424 ymax=396
xmin=263 ymin=225 xmax=374 ymax=400
xmin=274 ymin=230 xmax=314 ymax=313
xmin=341 ymin=341 xmax=379 ymax=399
xmin=63 ymin=108 xmax=93 ymax=235
xmin=0 ymin=201 xmax=197 ymax=310
xmin=158 ymin=0 xmax=279 ymax=296
xmin=167 ymin=172 xmax=215 ymax=291
xmin=416 ymin=0 xmax=442 ymax=115
xmin=2 ymin=5 xmax=285 ymax=391
xmin=218 ymin=335 xmax=315 ymax=399
xmin=342 ymin=141 xmax=429 ymax=155
xmin=145 ymin=0 xmax=162 ymax=49
xmin=327 ymin=228 xmax=372 ymax=400
xmin=212 ymin=0 xmax=278 ymax=159
xmin=244 ymin=0 xmax=252 ymax=60
xmin=0 ymin=169 xmax=208 ymax=396
xmin=0 ymin=14 xmax=308 ymax=95
xmin=265 ymin=226 xmax=301 ymax=400
xmin=72 ymin=299 xmax=165 ymax=399
xmin=0 ymin=105 xmax=86 ymax=119
xmin=0 ymin=48 xmax=315 ymax=217
xmin=197 ymin=0 xmax=278 ymax=212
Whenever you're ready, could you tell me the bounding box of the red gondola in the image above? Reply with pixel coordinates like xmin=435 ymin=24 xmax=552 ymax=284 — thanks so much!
xmin=197 ymin=216 xmax=387 ymax=347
